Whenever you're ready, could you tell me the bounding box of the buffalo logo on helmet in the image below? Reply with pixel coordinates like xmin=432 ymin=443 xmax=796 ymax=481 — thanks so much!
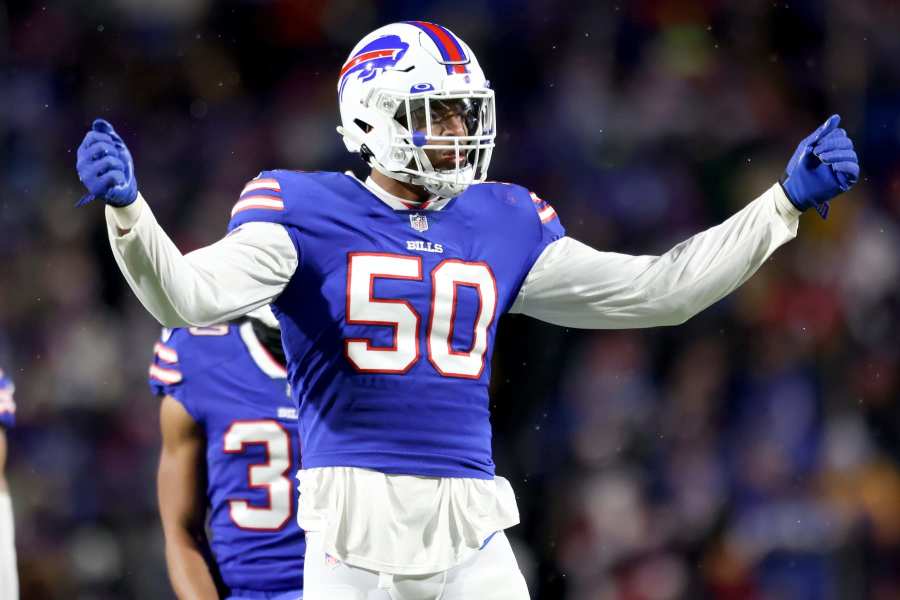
xmin=338 ymin=35 xmax=409 ymax=99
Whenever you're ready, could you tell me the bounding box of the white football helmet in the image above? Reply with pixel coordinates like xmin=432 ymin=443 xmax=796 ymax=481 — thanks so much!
xmin=337 ymin=21 xmax=496 ymax=198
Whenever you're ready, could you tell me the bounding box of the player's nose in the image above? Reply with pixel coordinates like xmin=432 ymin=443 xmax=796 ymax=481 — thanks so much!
xmin=437 ymin=114 xmax=466 ymax=137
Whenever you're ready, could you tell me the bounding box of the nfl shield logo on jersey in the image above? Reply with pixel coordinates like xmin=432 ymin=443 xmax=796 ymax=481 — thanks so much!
xmin=409 ymin=213 xmax=429 ymax=232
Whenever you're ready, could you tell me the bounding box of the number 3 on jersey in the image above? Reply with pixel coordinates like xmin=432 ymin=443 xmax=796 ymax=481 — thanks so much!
xmin=345 ymin=253 xmax=498 ymax=379
xmin=223 ymin=420 xmax=292 ymax=531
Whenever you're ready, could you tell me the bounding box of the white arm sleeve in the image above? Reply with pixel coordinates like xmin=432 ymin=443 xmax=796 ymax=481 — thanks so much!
xmin=105 ymin=194 xmax=298 ymax=327
xmin=0 ymin=492 xmax=16 ymax=599
xmin=510 ymin=183 xmax=800 ymax=328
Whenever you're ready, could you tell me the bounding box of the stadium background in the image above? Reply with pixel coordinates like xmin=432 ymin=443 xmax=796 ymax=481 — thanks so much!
xmin=3 ymin=0 xmax=900 ymax=598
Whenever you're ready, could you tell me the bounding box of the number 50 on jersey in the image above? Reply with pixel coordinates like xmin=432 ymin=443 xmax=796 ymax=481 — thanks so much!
xmin=344 ymin=253 xmax=497 ymax=379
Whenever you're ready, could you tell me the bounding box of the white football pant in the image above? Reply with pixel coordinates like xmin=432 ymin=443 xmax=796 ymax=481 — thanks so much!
xmin=303 ymin=530 xmax=529 ymax=600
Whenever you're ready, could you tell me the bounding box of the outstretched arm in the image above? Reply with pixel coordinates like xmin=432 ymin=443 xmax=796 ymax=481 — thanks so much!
xmin=157 ymin=395 xmax=220 ymax=600
xmin=511 ymin=184 xmax=798 ymax=328
xmin=76 ymin=119 xmax=297 ymax=328
xmin=105 ymin=197 xmax=296 ymax=327
xmin=512 ymin=114 xmax=859 ymax=329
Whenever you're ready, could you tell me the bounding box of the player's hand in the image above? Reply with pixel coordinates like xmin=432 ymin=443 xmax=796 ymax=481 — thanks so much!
xmin=780 ymin=114 xmax=859 ymax=219
xmin=75 ymin=118 xmax=138 ymax=207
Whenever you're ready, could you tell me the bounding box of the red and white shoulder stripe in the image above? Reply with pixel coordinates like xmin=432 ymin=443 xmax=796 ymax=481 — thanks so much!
xmin=153 ymin=341 xmax=178 ymax=364
xmin=149 ymin=364 xmax=183 ymax=385
xmin=530 ymin=192 xmax=557 ymax=223
xmin=241 ymin=178 xmax=281 ymax=195
xmin=232 ymin=177 xmax=284 ymax=217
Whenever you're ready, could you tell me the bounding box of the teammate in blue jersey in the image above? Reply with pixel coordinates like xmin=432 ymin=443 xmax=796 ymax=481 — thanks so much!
xmin=0 ymin=369 xmax=18 ymax=598
xmin=151 ymin=311 xmax=304 ymax=600
xmin=76 ymin=21 xmax=858 ymax=600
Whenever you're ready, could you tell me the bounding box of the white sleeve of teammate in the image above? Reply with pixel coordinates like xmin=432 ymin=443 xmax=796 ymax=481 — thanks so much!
xmin=105 ymin=194 xmax=297 ymax=327
xmin=0 ymin=492 xmax=16 ymax=598
xmin=510 ymin=183 xmax=800 ymax=328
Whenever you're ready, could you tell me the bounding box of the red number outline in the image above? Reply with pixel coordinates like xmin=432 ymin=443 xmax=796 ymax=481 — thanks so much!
xmin=426 ymin=259 xmax=499 ymax=379
xmin=344 ymin=252 xmax=423 ymax=374
xmin=223 ymin=419 xmax=293 ymax=532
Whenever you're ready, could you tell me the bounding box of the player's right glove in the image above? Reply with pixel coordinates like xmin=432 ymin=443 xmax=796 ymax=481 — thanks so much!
xmin=780 ymin=114 xmax=859 ymax=219
xmin=75 ymin=118 xmax=138 ymax=207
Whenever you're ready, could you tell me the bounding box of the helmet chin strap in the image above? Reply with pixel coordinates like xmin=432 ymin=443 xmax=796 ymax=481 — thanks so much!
xmin=400 ymin=148 xmax=475 ymax=198
xmin=370 ymin=161 xmax=420 ymax=187
xmin=370 ymin=153 xmax=463 ymax=199
xmin=340 ymin=125 xmax=470 ymax=199
xmin=424 ymin=176 xmax=465 ymax=198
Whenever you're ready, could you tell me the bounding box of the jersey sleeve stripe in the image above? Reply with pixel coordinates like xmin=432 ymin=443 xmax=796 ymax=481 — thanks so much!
xmin=530 ymin=191 xmax=558 ymax=222
xmin=153 ymin=342 xmax=179 ymax=363
xmin=231 ymin=196 xmax=285 ymax=217
xmin=149 ymin=364 xmax=183 ymax=384
xmin=242 ymin=179 xmax=282 ymax=195
xmin=538 ymin=205 xmax=557 ymax=223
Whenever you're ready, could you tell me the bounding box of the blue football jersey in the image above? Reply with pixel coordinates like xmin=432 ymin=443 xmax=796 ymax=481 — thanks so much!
xmin=0 ymin=369 xmax=15 ymax=429
xmin=228 ymin=172 xmax=564 ymax=480
xmin=149 ymin=322 xmax=305 ymax=593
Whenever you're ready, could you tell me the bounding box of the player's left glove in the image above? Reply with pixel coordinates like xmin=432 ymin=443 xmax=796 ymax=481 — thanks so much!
xmin=75 ymin=118 xmax=138 ymax=207
xmin=780 ymin=114 xmax=859 ymax=219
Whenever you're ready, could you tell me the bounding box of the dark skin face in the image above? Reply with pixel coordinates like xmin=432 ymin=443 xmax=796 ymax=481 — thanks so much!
xmin=371 ymin=102 xmax=469 ymax=203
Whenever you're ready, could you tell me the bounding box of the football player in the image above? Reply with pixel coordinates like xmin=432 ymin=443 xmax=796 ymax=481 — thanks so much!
xmin=152 ymin=308 xmax=304 ymax=600
xmin=0 ymin=369 xmax=18 ymax=598
xmin=75 ymin=21 xmax=858 ymax=600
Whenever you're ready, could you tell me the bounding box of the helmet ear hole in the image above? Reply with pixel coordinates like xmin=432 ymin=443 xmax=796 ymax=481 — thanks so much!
xmin=354 ymin=118 xmax=373 ymax=133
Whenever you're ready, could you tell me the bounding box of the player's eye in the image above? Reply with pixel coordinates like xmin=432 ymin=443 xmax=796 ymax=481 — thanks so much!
xmin=395 ymin=98 xmax=482 ymax=135
xmin=462 ymin=99 xmax=481 ymax=135
xmin=395 ymin=100 xmax=429 ymax=131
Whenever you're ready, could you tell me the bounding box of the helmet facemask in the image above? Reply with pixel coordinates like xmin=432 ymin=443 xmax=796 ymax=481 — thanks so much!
xmin=370 ymin=88 xmax=496 ymax=198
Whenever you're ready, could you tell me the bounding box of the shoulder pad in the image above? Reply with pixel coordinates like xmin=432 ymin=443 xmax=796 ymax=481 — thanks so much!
xmin=148 ymin=328 xmax=188 ymax=397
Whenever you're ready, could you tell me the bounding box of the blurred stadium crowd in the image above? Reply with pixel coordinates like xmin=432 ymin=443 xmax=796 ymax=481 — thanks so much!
xmin=2 ymin=0 xmax=900 ymax=598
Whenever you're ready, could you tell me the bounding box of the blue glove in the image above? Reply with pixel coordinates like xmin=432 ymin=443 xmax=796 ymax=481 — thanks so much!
xmin=75 ymin=119 xmax=138 ymax=207
xmin=780 ymin=114 xmax=859 ymax=219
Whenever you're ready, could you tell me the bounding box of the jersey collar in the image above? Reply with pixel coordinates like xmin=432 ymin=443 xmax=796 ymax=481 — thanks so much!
xmin=348 ymin=172 xmax=453 ymax=212
xmin=238 ymin=321 xmax=287 ymax=379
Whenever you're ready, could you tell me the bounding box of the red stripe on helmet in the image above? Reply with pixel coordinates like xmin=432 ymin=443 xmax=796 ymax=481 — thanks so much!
xmin=413 ymin=21 xmax=468 ymax=74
